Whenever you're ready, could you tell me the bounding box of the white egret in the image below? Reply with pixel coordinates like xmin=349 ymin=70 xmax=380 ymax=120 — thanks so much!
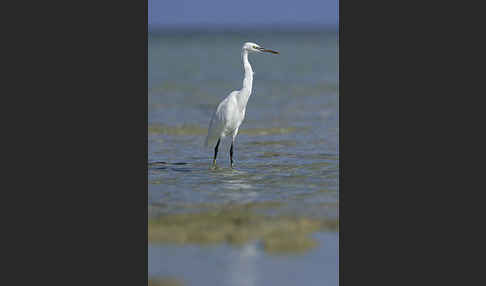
xmin=204 ymin=42 xmax=279 ymax=168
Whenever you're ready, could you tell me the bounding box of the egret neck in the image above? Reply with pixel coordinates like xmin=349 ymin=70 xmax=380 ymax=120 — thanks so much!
xmin=239 ymin=49 xmax=253 ymax=110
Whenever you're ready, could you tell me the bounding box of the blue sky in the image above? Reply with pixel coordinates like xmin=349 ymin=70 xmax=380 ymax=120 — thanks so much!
xmin=149 ymin=0 xmax=338 ymax=28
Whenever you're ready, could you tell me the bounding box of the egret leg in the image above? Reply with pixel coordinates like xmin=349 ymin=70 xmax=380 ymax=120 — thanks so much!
xmin=212 ymin=138 xmax=221 ymax=167
xmin=230 ymin=142 xmax=234 ymax=169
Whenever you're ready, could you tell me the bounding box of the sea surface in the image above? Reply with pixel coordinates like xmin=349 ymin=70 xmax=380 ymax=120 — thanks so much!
xmin=148 ymin=29 xmax=339 ymax=286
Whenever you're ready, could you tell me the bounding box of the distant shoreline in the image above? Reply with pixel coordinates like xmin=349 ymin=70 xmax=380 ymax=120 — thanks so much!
xmin=148 ymin=24 xmax=338 ymax=35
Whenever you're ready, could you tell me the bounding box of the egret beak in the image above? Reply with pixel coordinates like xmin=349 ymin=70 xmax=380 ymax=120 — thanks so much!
xmin=258 ymin=47 xmax=279 ymax=54
xmin=263 ymin=49 xmax=279 ymax=54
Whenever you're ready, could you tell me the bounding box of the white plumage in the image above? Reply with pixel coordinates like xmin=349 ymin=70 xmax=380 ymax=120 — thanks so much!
xmin=204 ymin=42 xmax=279 ymax=168
xmin=204 ymin=90 xmax=241 ymax=148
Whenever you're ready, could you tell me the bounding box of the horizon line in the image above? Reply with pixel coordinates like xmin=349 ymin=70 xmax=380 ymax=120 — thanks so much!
xmin=148 ymin=23 xmax=338 ymax=33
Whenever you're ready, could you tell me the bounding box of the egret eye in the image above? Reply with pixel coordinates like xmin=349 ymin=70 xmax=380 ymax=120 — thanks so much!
xmin=253 ymin=46 xmax=258 ymax=49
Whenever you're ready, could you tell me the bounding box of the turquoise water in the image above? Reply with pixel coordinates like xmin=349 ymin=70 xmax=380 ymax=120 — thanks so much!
xmin=149 ymin=30 xmax=339 ymax=286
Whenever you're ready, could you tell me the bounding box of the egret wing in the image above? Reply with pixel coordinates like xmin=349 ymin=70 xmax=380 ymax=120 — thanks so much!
xmin=204 ymin=91 xmax=238 ymax=148
xmin=204 ymin=111 xmax=223 ymax=148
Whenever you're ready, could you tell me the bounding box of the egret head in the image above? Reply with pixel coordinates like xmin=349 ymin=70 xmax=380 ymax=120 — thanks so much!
xmin=242 ymin=42 xmax=279 ymax=54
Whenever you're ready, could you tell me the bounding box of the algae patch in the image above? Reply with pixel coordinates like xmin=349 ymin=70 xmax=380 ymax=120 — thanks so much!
xmin=149 ymin=204 xmax=337 ymax=254
xmin=246 ymin=140 xmax=298 ymax=147
xmin=149 ymin=124 xmax=207 ymax=136
xmin=149 ymin=277 xmax=184 ymax=286
xmin=148 ymin=124 xmax=303 ymax=137
xmin=239 ymin=127 xmax=300 ymax=136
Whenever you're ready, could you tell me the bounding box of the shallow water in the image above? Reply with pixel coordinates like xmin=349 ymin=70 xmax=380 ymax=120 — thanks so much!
xmin=149 ymin=30 xmax=338 ymax=286
xmin=149 ymin=232 xmax=338 ymax=286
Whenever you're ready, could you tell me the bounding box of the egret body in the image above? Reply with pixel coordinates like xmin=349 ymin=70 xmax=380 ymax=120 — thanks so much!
xmin=204 ymin=42 xmax=279 ymax=168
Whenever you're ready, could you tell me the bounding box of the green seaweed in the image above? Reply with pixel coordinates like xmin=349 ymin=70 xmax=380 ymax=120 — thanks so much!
xmin=149 ymin=203 xmax=337 ymax=254
xmin=148 ymin=124 xmax=304 ymax=136
xmin=148 ymin=277 xmax=184 ymax=286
